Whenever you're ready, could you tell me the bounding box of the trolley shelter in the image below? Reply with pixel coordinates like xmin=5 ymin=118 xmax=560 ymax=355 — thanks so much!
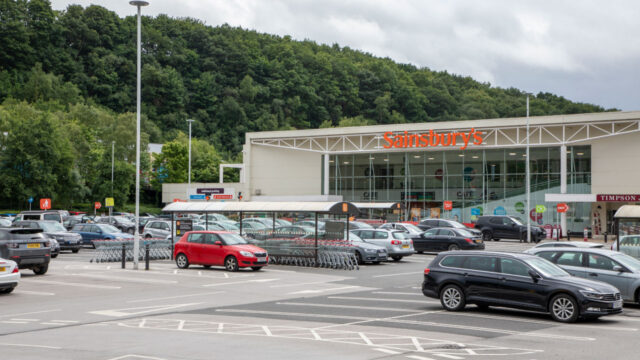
xmin=613 ymin=205 xmax=640 ymax=251
xmin=161 ymin=201 xmax=360 ymax=269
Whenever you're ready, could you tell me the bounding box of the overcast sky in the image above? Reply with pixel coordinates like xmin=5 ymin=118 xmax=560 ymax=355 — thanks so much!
xmin=51 ymin=0 xmax=640 ymax=111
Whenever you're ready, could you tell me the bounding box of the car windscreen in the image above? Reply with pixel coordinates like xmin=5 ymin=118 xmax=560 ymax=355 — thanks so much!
xmin=449 ymin=221 xmax=467 ymax=229
xmin=402 ymin=224 xmax=422 ymax=233
xmin=392 ymin=232 xmax=409 ymax=239
xmin=219 ymin=233 xmax=248 ymax=245
xmin=39 ymin=222 xmax=67 ymax=232
xmin=611 ymin=253 xmax=640 ymax=272
xmin=113 ymin=216 xmax=134 ymax=224
xmin=509 ymin=217 xmax=524 ymax=225
xmin=524 ymin=257 xmax=570 ymax=277
xmin=100 ymin=225 xmax=121 ymax=233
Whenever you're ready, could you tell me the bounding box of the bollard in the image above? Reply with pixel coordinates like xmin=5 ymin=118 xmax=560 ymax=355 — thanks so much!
xmin=121 ymin=243 xmax=126 ymax=269
xmin=567 ymin=232 xmax=571 ymax=241
xmin=604 ymin=232 xmax=608 ymax=243
xmin=145 ymin=243 xmax=150 ymax=270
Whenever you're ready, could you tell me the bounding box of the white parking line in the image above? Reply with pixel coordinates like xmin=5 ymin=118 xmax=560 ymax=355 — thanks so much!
xmin=16 ymin=290 xmax=55 ymax=296
xmin=373 ymin=271 xmax=420 ymax=278
xmin=288 ymin=286 xmax=362 ymax=295
xmin=276 ymin=302 xmax=425 ymax=313
xmin=26 ymin=279 xmax=121 ymax=290
xmin=127 ymin=291 xmax=225 ymax=303
xmin=271 ymin=281 xmax=338 ymax=288
xmin=0 ymin=309 xmax=61 ymax=319
xmin=216 ymin=309 xmax=372 ymax=321
xmin=433 ymin=354 xmax=463 ymax=359
xmin=373 ymin=348 xmax=401 ymax=355
xmin=202 ymin=278 xmax=279 ymax=287
xmin=407 ymin=355 xmax=436 ymax=360
xmin=328 ymin=296 xmax=428 ymax=304
xmin=372 ymin=291 xmax=423 ymax=296
xmin=72 ymin=273 xmax=178 ymax=285
xmin=0 ymin=343 xmax=61 ymax=350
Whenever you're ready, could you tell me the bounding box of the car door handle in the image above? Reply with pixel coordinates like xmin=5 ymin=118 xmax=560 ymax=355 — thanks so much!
xmin=499 ymin=277 xmax=507 ymax=281
xmin=589 ymin=273 xmax=598 ymax=277
xmin=463 ymin=272 xmax=469 ymax=277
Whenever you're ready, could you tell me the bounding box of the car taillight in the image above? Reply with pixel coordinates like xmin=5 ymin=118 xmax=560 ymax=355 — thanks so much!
xmin=391 ymin=240 xmax=401 ymax=245
xmin=12 ymin=267 xmax=19 ymax=273
xmin=424 ymin=268 xmax=430 ymax=275
xmin=465 ymin=238 xmax=473 ymax=243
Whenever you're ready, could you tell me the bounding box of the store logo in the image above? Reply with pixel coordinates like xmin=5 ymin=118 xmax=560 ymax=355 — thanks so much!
xmin=383 ymin=129 xmax=483 ymax=150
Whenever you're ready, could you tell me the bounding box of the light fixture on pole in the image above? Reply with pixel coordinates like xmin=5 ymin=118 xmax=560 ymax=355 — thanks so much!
xmin=526 ymin=94 xmax=531 ymax=243
xmin=187 ymin=119 xmax=195 ymax=199
xmin=130 ymin=0 xmax=149 ymax=270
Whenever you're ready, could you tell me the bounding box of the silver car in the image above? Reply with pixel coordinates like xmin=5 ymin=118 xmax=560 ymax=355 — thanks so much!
xmin=350 ymin=229 xmax=414 ymax=261
xmin=348 ymin=232 xmax=388 ymax=264
xmin=525 ymin=241 xmax=604 ymax=252
xmin=143 ymin=220 xmax=172 ymax=238
xmin=610 ymin=235 xmax=640 ymax=259
xmin=378 ymin=222 xmax=424 ymax=236
xmin=528 ymin=247 xmax=640 ymax=302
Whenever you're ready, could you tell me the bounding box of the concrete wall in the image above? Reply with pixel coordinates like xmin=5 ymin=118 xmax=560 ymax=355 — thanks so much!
xmin=590 ymin=132 xmax=640 ymax=195
xmin=248 ymin=146 xmax=322 ymax=198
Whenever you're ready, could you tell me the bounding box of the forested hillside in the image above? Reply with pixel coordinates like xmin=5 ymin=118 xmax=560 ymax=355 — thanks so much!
xmin=0 ymin=0 xmax=613 ymax=209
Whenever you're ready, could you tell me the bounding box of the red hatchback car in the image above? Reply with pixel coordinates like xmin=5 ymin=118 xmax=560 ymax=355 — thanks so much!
xmin=173 ymin=231 xmax=268 ymax=271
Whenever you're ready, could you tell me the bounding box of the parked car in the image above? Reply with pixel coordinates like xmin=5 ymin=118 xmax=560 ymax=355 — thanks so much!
xmin=0 ymin=228 xmax=51 ymax=275
xmin=63 ymin=215 xmax=84 ymax=230
xmin=235 ymin=221 xmax=269 ymax=237
xmin=474 ymin=215 xmax=545 ymax=242
xmin=137 ymin=216 xmax=156 ymax=233
xmin=349 ymin=232 xmax=388 ymax=264
xmin=243 ymin=218 xmax=275 ymax=228
xmin=422 ymin=251 xmax=623 ymax=322
xmin=200 ymin=213 xmax=231 ymax=222
xmin=526 ymin=247 xmax=640 ymax=303
xmin=71 ymin=223 xmax=133 ymax=247
xmin=208 ymin=221 xmax=240 ymax=232
xmin=275 ymin=219 xmax=292 ymax=227
xmin=293 ymin=220 xmax=326 ymax=231
xmin=95 ymin=216 xmax=136 ymax=234
xmin=412 ymin=227 xmax=484 ymax=253
xmin=350 ymin=229 xmax=414 ymax=261
xmin=418 ymin=218 xmax=482 ymax=236
xmin=527 ymin=241 xmax=604 ymax=250
xmin=143 ymin=220 xmax=173 ymax=239
xmin=610 ymin=235 xmax=640 ymax=258
xmin=14 ymin=210 xmax=65 ymax=224
xmin=173 ymin=231 xmax=269 ymax=271
xmin=0 ymin=258 xmax=20 ymax=294
xmin=12 ymin=220 xmax=82 ymax=254
xmin=0 ymin=218 xmax=11 ymax=228
xmin=347 ymin=221 xmax=374 ymax=230
xmin=379 ymin=222 xmax=423 ymax=236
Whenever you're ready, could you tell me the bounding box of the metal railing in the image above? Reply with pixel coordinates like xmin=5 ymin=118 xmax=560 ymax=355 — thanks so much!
xmin=248 ymin=237 xmax=359 ymax=270
xmin=90 ymin=238 xmax=171 ymax=263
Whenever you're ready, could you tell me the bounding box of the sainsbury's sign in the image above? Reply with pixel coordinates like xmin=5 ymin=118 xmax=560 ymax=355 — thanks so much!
xmin=383 ymin=129 xmax=483 ymax=150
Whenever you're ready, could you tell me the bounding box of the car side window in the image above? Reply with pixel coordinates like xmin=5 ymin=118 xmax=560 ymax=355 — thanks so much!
xmin=440 ymin=255 xmax=465 ymax=268
xmin=357 ymin=230 xmax=372 ymax=239
xmin=203 ymin=233 xmax=220 ymax=244
xmin=588 ymin=254 xmax=620 ymax=271
xmin=438 ymin=229 xmax=454 ymax=237
xmin=556 ymin=252 xmax=583 ymax=267
xmin=188 ymin=233 xmax=204 ymax=244
xmin=502 ymin=218 xmax=513 ymax=226
xmin=374 ymin=231 xmax=388 ymax=239
xmin=462 ymin=256 xmax=498 ymax=272
xmin=489 ymin=218 xmax=502 ymax=225
xmin=500 ymin=258 xmax=531 ymax=277
xmin=424 ymin=229 xmax=438 ymax=237
xmin=537 ymin=251 xmax=558 ymax=262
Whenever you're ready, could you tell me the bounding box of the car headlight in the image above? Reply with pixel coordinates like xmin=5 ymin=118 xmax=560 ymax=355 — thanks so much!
xmin=579 ymin=290 xmax=607 ymax=300
xmin=364 ymin=248 xmax=377 ymax=253
xmin=239 ymin=251 xmax=254 ymax=257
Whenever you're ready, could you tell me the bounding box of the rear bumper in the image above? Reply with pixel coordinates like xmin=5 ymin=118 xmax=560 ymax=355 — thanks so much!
xmin=388 ymin=249 xmax=415 ymax=256
xmin=422 ymin=280 xmax=439 ymax=299
xmin=462 ymin=243 xmax=485 ymax=250
xmin=14 ymin=256 xmax=50 ymax=268
xmin=0 ymin=272 xmax=20 ymax=288
xmin=0 ymin=282 xmax=18 ymax=290
xmin=60 ymin=244 xmax=82 ymax=250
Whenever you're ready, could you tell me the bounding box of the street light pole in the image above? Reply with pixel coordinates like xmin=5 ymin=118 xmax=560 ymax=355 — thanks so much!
xmin=187 ymin=119 xmax=195 ymax=199
xmin=526 ymin=95 xmax=531 ymax=243
xmin=111 ymin=140 xmax=115 ymax=196
xmin=130 ymin=0 xmax=149 ymax=270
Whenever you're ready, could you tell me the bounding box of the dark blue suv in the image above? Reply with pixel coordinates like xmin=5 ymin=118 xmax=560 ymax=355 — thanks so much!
xmin=422 ymin=251 xmax=622 ymax=322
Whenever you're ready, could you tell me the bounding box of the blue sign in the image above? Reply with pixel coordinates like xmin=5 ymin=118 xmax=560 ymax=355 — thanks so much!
xmin=189 ymin=194 xmax=206 ymax=200
xmin=28 ymin=197 xmax=33 ymax=203
xmin=494 ymin=206 xmax=507 ymax=215
xmin=471 ymin=208 xmax=481 ymax=216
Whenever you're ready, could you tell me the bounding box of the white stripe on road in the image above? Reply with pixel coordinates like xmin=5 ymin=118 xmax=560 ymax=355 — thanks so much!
xmin=0 ymin=343 xmax=61 ymax=350
xmin=215 ymin=309 xmax=372 ymax=321
xmin=373 ymin=348 xmax=401 ymax=355
xmin=276 ymin=302 xmax=425 ymax=313
xmin=0 ymin=309 xmax=61 ymax=319
xmin=127 ymin=291 xmax=225 ymax=303
xmin=72 ymin=273 xmax=177 ymax=285
xmin=373 ymin=271 xmax=420 ymax=278
xmin=271 ymin=280 xmax=345 ymax=288
xmin=202 ymin=279 xmax=279 ymax=287
xmin=372 ymin=291 xmax=423 ymax=296
xmin=287 ymin=286 xmax=362 ymax=295
xmin=406 ymin=355 xmax=436 ymax=360
xmin=26 ymin=279 xmax=121 ymax=289
xmin=328 ymin=296 xmax=428 ymax=304
xmin=433 ymin=354 xmax=463 ymax=360
xmin=16 ymin=290 xmax=55 ymax=296
xmin=1 ymin=321 xmax=29 ymax=324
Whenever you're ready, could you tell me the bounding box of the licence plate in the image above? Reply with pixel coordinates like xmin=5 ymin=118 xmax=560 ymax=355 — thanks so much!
xmin=27 ymin=243 xmax=41 ymax=248
xmin=0 ymin=267 xmax=5 ymax=272
xmin=613 ymin=300 xmax=623 ymax=308
xmin=256 ymin=257 xmax=267 ymax=263
xmin=402 ymin=245 xmax=409 ymax=249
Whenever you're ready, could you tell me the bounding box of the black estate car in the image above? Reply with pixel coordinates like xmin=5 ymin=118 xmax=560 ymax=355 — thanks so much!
xmin=474 ymin=215 xmax=545 ymax=242
xmin=422 ymin=251 xmax=622 ymax=322
xmin=411 ymin=227 xmax=484 ymax=253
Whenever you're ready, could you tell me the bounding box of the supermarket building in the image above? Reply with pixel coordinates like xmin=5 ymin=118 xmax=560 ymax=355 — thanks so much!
xmin=163 ymin=111 xmax=640 ymax=237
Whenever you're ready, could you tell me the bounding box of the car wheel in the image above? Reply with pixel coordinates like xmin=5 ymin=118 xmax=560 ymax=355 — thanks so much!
xmin=417 ymin=250 xmax=424 ymax=254
xmin=72 ymin=249 xmax=80 ymax=253
xmin=145 ymin=234 xmax=152 ymax=239
xmin=550 ymin=294 xmax=579 ymax=323
xmin=203 ymin=265 xmax=211 ymax=269
xmin=175 ymin=253 xmax=189 ymax=269
xmin=33 ymin=264 xmax=48 ymax=275
xmin=482 ymin=231 xmax=492 ymax=242
xmin=0 ymin=288 xmax=15 ymax=294
xmin=251 ymin=266 xmax=262 ymax=271
xmin=356 ymin=252 xmax=363 ymax=265
xmin=128 ymin=228 xmax=134 ymax=234
xmin=225 ymin=256 xmax=239 ymax=272
xmin=391 ymin=256 xmax=403 ymax=262
xmin=448 ymin=244 xmax=460 ymax=251
xmin=51 ymin=253 xmax=58 ymax=258
xmin=440 ymin=284 xmax=466 ymax=311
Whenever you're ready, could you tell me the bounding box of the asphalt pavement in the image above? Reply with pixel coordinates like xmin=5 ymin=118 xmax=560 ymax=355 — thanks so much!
xmin=1 ymin=240 xmax=638 ymax=360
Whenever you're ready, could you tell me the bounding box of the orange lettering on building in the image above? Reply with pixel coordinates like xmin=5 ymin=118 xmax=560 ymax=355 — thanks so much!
xmin=382 ymin=128 xmax=483 ymax=150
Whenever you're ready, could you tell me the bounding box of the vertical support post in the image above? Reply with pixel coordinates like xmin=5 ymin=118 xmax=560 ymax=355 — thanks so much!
xmin=205 ymin=212 xmax=208 ymax=230
xmin=239 ymin=211 xmax=243 ymax=236
xmin=526 ymin=95 xmax=531 ymax=243
xmin=323 ymin=153 xmax=330 ymax=196
xmin=314 ymin=212 xmax=318 ymax=266
xmin=133 ymin=3 xmax=142 ymax=270
xmin=145 ymin=243 xmax=150 ymax=270
xmin=121 ymin=243 xmax=126 ymax=269
xmin=171 ymin=212 xmax=175 ymax=260
xmin=560 ymin=144 xmax=568 ymax=237
xmin=615 ymin=218 xmax=620 ymax=251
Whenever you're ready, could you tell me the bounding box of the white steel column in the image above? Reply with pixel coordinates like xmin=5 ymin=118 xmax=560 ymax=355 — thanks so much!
xmin=560 ymin=144 xmax=568 ymax=236
xmin=323 ymin=153 xmax=330 ymax=196
xmin=526 ymin=96 xmax=531 ymax=243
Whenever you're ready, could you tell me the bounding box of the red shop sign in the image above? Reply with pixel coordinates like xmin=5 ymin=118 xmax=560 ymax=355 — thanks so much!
xmin=596 ymin=194 xmax=640 ymax=202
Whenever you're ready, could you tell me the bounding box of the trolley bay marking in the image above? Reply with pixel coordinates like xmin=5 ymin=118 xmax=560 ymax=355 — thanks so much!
xmin=117 ymin=318 xmax=544 ymax=357
xmin=25 ymin=279 xmax=121 ymax=290
xmin=89 ymin=303 xmax=203 ymax=317
xmin=127 ymin=291 xmax=225 ymax=303
xmin=201 ymin=278 xmax=279 ymax=287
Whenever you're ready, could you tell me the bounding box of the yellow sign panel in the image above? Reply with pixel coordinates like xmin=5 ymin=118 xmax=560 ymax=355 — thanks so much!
xmin=105 ymin=197 xmax=115 ymax=207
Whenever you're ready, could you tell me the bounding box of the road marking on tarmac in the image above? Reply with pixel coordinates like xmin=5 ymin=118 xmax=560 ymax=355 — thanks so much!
xmin=328 ymin=296 xmax=428 ymax=304
xmin=288 ymin=286 xmax=362 ymax=295
xmin=373 ymin=271 xmax=421 ymax=278
xmin=276 ymin=302 xmax=426 ymax=313
xmin=127 ymin=291 xmax=225 ymax=303
xmin=0 ymin=309 xmax=61 ymax=319
xmin=72 ymin=273 xmax=178 ymax=285
xmin=16 ymin=290 xmax=56 ymax=296
xmin=26 ymin=279 xmax=121 ymax=289
xmin=202 ymin=278 xmax=279 ymax=287
xmin=90 ymin=303 xmax=203 ymax=317
xmin=0 ymin=343 xmax=61 ymax=350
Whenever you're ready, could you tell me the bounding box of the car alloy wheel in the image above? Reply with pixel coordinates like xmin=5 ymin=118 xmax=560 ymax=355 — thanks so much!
xmin=448 ymin=244 xmax=460 ymax=251
xmin=482 ymin=231 xmax=492 ymax=242
xmin=440 ymin=285 xmax=465 ymax=311
xmin=176 ymin=254 xmax=189 ymax=269
xmin=551 ymin=295 xmax=578 ymax=323
xmin=225 ymin=256 xmax=239 ymax=272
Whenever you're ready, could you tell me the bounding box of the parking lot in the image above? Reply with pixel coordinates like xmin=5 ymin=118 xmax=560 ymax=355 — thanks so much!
xmin=2 ymin=240 xmax=639 ymax=360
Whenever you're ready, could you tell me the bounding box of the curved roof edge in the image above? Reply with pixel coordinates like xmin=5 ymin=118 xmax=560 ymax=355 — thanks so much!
xmin=162 ymin=201 xmax=359 ymax=215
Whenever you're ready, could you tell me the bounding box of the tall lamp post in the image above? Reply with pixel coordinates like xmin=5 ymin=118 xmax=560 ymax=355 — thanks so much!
xmin=111 ymin=140 xmax=115 ymax=196
xmin=526 ymin=95 xmax=531 ymax=243
xmin=130 ymin=0 xmax=148 ymax=270
xmin=187 ymin=119 xmax=195 ymax=199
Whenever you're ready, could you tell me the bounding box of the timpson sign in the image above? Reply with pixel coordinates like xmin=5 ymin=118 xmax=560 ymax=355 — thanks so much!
xmin=383 ymin=129 xmax=483 ymax=150
xmin=596 ymin=194 xmax=640 ymax=202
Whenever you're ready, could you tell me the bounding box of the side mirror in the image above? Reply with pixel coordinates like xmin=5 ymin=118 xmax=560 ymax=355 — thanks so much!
xmin=214 ymin=241 xmax=222 ymax=246
xmin=613 ymin=265 xmax=624 ymax=272
xmin=528 ymin=269 xmax=541 ymax=281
